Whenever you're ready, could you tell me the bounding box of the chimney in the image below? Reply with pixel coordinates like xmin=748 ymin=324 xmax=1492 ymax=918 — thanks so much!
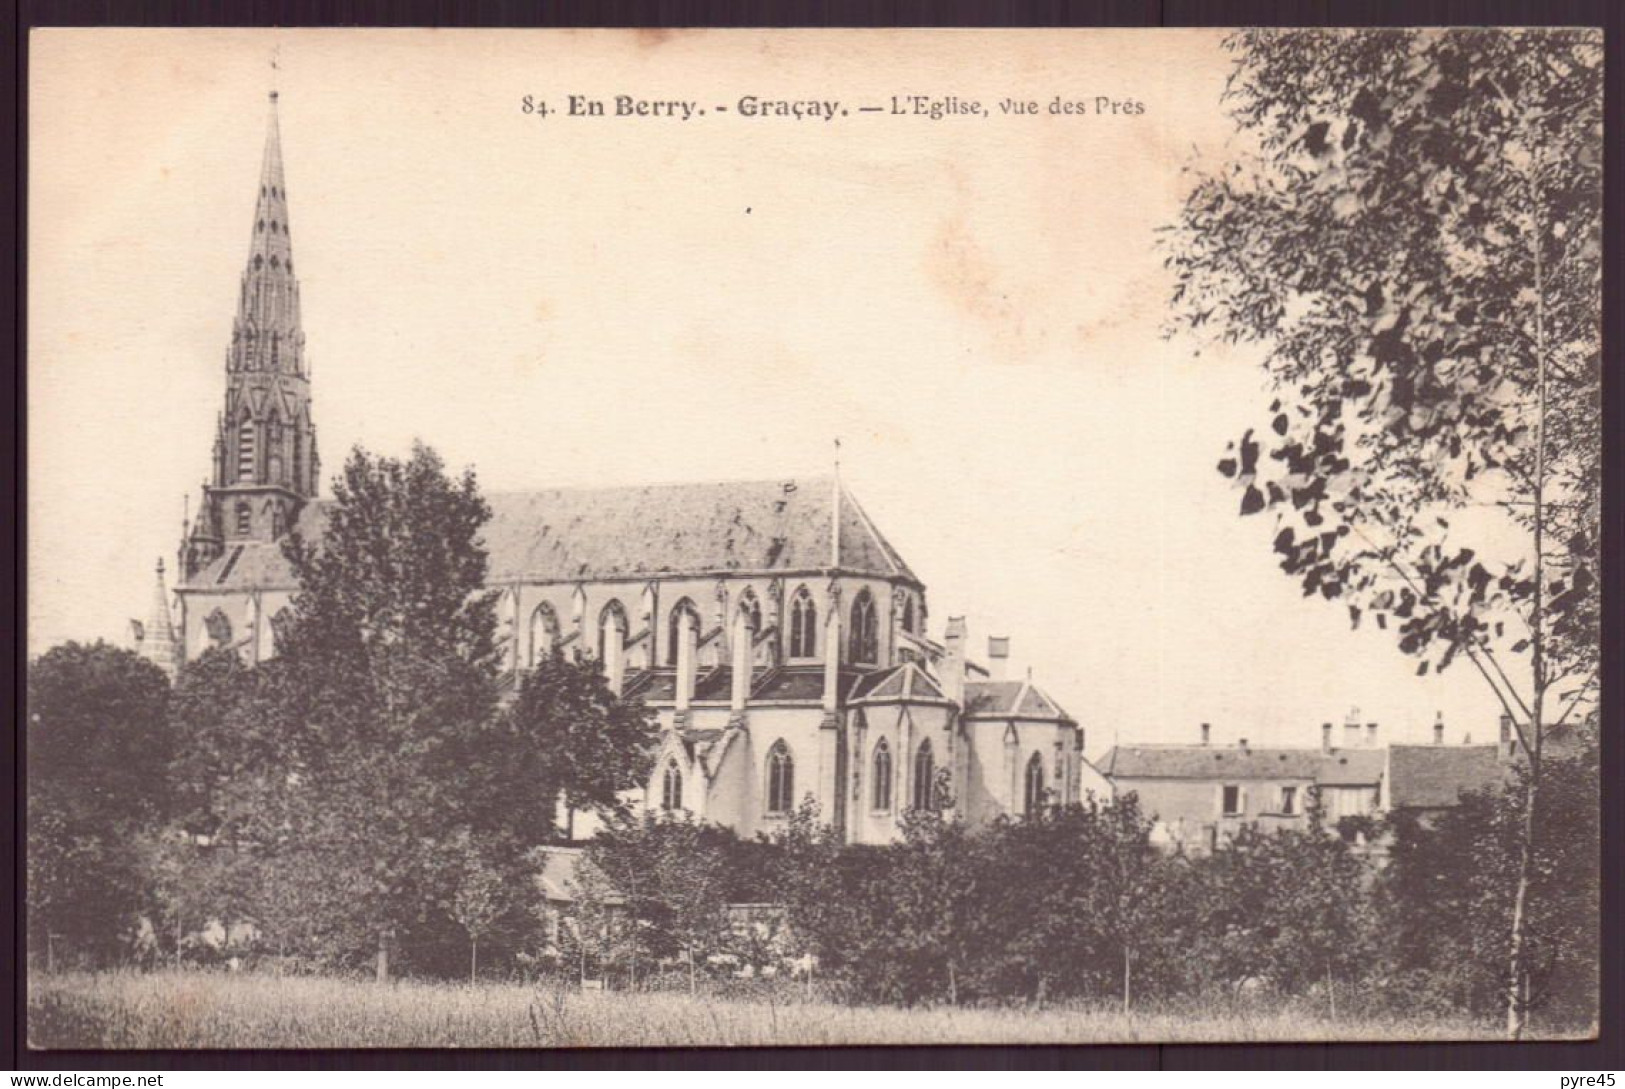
xmin=1366 ymin=722 xmax=1378 ymax=748
xmin=941 ymin=616 xmax=968 ymax=706
xmin=987 ymin=636 xmax=1010 ymax=681
xmin=1321 ymin=722 xmax=1333 ymax=753
xmin=1200 ymin=722 xmax=1211 ymax=746
xmin=1343 ymin=706 xmax=1362 ymax=750
xmin=1433 ymin=711 xmax=1444 ymax=746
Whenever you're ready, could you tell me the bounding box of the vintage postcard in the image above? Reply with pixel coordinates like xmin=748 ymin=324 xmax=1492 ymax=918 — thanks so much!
xmin=26 ymin=28 xmax=1600 ymax=1047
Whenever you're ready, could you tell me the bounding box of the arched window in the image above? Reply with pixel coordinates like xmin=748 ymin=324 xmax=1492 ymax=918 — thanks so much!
xmin=290 ymin=429 xmax=304 ymax=492
xmin=1024 ymin=752 xmax=1048 ymax=816
xmin=237 ymin=418 xmax=256 ymax=481
xmin=849 ymin=589 xmax=879 ymax=664
xmin=270 ymin=504 xmax=285 ymax=538
xmin=766 ymin=741 xmax=795 ymax=815
xmin=738 ymin=590 xmax=762 ymax=633
xmin=911 ymin=739 xmax=935 ymax=812
xmin=267 ymin=416 xmax=284 ymax=484
xmin=667 ymin=598 xmax=701 ymax=666
xmin=901 ymin=596 xmax=916 ymax=635
xmin=661 ymin=761 xmax=683 ymax=812
xmin=204 ymin=608 xmax=233 ymax=649
xmin=597 ymin=600 xmax=628 ymax=662
xmin=529 ymin=603 xmax=560 ymax=667
xmin=872 ymin=739 xmax=893 ymax=811
xmin=789 ymin=586 xmax=817 ymax=658
xmin=235 ymin=501 xmax=252 ymax=536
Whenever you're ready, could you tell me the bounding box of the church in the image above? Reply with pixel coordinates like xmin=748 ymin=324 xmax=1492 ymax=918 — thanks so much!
xmin=131 ymin=91 xmax=1106 ymax=845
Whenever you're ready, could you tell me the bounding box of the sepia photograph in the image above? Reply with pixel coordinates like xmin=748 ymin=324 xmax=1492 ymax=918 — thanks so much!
xmin=24 ymin=27 xmax=1601 ymax=1049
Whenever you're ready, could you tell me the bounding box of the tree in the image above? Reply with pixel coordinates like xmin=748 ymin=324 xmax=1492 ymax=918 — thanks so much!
xmin=444 ymin=831 xmax=514 ymax=983
xmin=505 ymin=650 xmax=656 ymax=838
xmin=248 ymin=441 xmax=526 ymax=977
xmin=27 ymin=641 xmax=172 ymax=965
xmin=1163 ymin=28 xmax=1601 ymax=1036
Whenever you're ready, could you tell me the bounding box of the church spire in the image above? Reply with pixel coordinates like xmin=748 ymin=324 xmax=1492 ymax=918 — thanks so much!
xmin=181 ymin=82 xmax=319 ymax=582
xmin=231 ymin=91 xmax=304 ymax=377
xmin=134 ymin=558 xmax=180 ymax=679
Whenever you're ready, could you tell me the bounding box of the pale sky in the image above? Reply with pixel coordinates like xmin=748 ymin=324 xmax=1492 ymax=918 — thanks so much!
xmin=28 ymin=28 xmax=1511 ymax=753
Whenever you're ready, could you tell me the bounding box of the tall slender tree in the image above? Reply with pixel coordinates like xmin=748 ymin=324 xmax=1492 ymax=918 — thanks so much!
xmin=1163 ymin=28 xmax=1601 ymax=1036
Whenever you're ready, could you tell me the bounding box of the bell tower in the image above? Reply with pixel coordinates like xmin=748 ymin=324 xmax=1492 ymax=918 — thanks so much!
xmin=181 ymin=89 xmax=319 ymax=580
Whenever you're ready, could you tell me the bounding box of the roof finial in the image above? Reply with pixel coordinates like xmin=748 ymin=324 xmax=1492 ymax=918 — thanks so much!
xmin=830 ymin=437 xmax=842 ymax=570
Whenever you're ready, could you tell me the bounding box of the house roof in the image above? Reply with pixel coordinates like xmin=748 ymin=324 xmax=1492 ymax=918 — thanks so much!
xmin=181 ymin=477 xmax=919 ymax=592
xmin=534 ymin=846 xmax=621 ymax=905
xmin=962 ymin=679 xmax=1073 ymax=722
xmin=1387 ymin=745 xmax=1505 ymax=809
xmin=1099 ymin=745 xmax=1383 ymax=784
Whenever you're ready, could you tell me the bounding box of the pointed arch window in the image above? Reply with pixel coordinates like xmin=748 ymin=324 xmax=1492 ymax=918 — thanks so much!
xmin=1024 ymin=752 xmax=1048 ymax=817
xmin=766 ymin=741 xmax=795 ymax=815
xmin=667 ymin=598 xmax=701 ymax=666
xmin=901 ymin=596 xmax=916 ymax=635
xmin=237 ymin=418 xmax=256 ymax=481
xmin=849 ymin=589 xmax=879 ymax=665
xmin=872 ymin=739 xmax=893 ymax=812
xmin=789 ymin=586 xmax=817 ymax=659
xmin=529 ymin=602 xmax=560 ymax=668
xmin=204 ymin=608 xmax=233 ymax=649
xmin=911 ymin=739 xmax=935 ymax=812
xmin=268 ymin=416 xmax=284 ymax=484
xmin=597 ymin=600 xmax=629 ymax=662
xmin=738 ymin=590 xmax=762 ymax=634
xmin=235 ymin=501 xmax=252 ymax=536
xmin=290 ymin=429 xmax=305 ymax=493
xmin=661 ymin=761 xmax=684 ymax=812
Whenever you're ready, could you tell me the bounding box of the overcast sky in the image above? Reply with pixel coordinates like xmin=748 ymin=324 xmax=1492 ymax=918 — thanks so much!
xmin=29 ymin=28 xmax=1514 ymax=753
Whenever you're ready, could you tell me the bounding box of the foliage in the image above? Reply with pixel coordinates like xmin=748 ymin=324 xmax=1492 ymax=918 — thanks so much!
xmin=1377 ymin=742 xmax=1599 ymax=1026
xmin=1163 ymin=27 xmax=1601 ymax=1035
xmin=27 ymin=642 xmax=173 ymax=964
xmin=505 ymin=650 xmax=658 ymax=836
xmin=1165 ymin=28 xmax=1601 ymax=689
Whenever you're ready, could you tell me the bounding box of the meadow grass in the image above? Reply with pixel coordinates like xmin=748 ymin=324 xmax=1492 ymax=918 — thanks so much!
xmin=30 ymin=969 xmax=1506 ymax=1049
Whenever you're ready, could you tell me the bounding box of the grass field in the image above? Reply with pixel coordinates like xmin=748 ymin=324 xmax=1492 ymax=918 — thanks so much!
xmin=27 ymin=970 xmax=1520 ymax=1049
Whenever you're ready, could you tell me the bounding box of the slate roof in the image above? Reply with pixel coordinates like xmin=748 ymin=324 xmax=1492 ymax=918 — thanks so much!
xmin=1099 ymin=745 xmax=1381 ymax=783
xmin=1386 ymin=745 xmax=1505 ymax=809
xmin=181 ymin=477 xmax=918 ymax=591
xmin=625 ymin=665 xmax=856 ymax=705
xmin=961 ymin=680 xmax=1073 ymax=722
xmin=850 ymin=662 xmax=950 ymax=705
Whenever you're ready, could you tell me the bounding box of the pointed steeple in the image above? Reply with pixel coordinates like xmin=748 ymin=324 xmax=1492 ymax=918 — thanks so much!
xmin=182 ymin=84 xmax=319 ymax=583
xmin=231 ymin=92 xmax=304 ymax=377
xmin=137 ymin=559 xmax=180 ymax=679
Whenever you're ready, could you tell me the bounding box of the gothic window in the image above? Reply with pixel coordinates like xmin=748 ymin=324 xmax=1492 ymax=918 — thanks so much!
xmin=667 ymin=598 xmax=701 ymax=666
xmin=849 ymin=589 xmax=879 ymax=664
xmin=290 ymin=431 xmax=304 ymax=492
xmin=789 ymin=586 xmax=816 ymax=658
xmin=598 ymin=600 xmax=628 ymax=662
xmin=766 ymin=741 xmax=795 ymax=815
xmin=872 ymin=739 xmax=893 ymax=811
xmin=661 ymin=761 xmax=683 ymax=813
xmin=738 ymin=590 xmax=762 ymax=634
xmin=911 ymin=739 xmax=935 ymax=812
xmin=901 ymin=596 xmax=916 ymax=635
xmin=529 ymin=603 xmax=560 ymax=667
xmin=268 ymin=417 xmax=284 ymax=484
xmin=1024 ymin=752 xmax=1047 ymax=817
xmin=204 ymin=608 xmax=233 ymax=649
xmin=237 ymin=419 xmax=256 ymax=481
xmin=235 ymin=501 xmax=252 ymax=536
